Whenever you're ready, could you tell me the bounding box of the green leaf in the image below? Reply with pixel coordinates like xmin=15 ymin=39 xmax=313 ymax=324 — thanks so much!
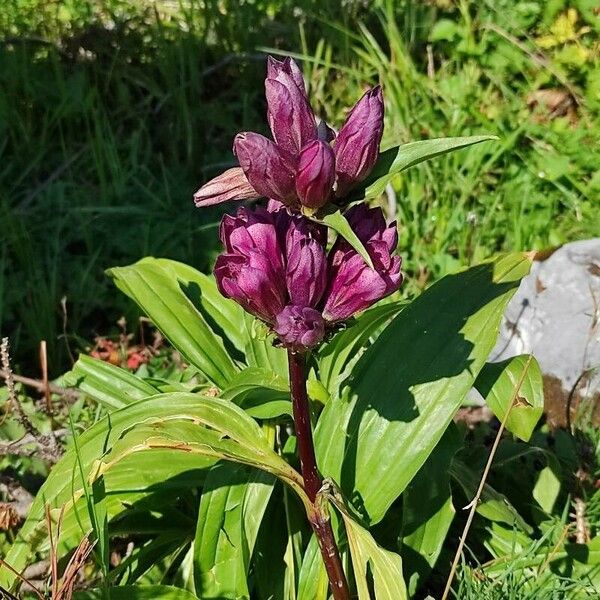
xmin=112 ymin=534 xmax=191 ymax=585
xmin=315 ymin=253 xmax=532 ymax=524
xmin=241 ymin=312 xmax=289 ymax=377
xmin=429 ymin=18 xmax=462 ymax=42
xmin=319 ymin=209 xmax=374 ymax=269
xmin=450 ymin=459 xmax=533 ymax=533
xmin=107 ymin=258 xmax=239 ymax=388
xmin=533 ymin=457 xmax=562 ymax=514
xmin=253 ymin=487 xmax=303 ymax=600
xmin=220 ymin=367 xmax=291 ymax=418
xmin=95 ymin=400 xmax=306 ymax=502
xmin=194 ymin=463 xmax=274 ymax=599
xmin=74 ymin=585 xmax=199 ymax=600
xmin=402 ymin=425 xmax=461 ymax=595
xmin=63 ymin=354 xmax=159 ymax=410
xmin=331 ymin=500 xmax=407 ymax=600
xmin=356 ymin=135 xmax=498 ymax=200
xmin=155 ymin=259 xmax=247 ymax=358
xmin=475 ymin=355 xmax=544 ymax=442
xmin=0 ymin=393 xmax=306 ymax=588
xmin=317 ymin=301 xmax=404 ymax=393
xmin=297 ymin=535 xmax=329 ymax=600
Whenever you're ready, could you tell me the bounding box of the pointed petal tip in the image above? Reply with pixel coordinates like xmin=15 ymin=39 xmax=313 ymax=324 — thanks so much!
xmin=193 ymin=167 xmax=259 ymax=207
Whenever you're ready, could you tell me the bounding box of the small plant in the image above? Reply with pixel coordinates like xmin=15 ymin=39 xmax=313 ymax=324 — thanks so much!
xmin=3 ymin=55 xmax=597 ymax=600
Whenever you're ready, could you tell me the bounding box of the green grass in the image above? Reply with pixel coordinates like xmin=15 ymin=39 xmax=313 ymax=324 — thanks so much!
xmin=0 ymin=0 xmax=599 ymax=374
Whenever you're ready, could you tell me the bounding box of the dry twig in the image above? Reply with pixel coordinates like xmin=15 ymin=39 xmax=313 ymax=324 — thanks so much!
xmin=441 ymin=356 xmax=533 ymax=600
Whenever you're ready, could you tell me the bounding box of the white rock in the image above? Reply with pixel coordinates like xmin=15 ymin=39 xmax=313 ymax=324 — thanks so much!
xmin=491 ymin=239 xmax=600 ymax=396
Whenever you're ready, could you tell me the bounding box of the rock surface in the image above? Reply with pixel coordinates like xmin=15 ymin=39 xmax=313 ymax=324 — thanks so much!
xmin=491 ymin=239 xmax=600 ymax=404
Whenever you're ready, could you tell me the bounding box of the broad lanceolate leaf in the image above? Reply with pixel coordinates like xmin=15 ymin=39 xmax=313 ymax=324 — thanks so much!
xmin=319 ymin=209 xmax=374 ymax=268
xmin=356 ymin=135 xmax=498 ymax=199
xmin=402 ymin=425 xmax=461 ymax=595
xmin=0 ymin=393 xmax=305 ymax=589
xmin=297 ymin=535 xmax=329 ymax=600
xmin=532 ymin=458 xmax=561 ymax=514
xmin=0 ymin=394 xmax=218 ymax=588
xmin=315 ymin=253 xmax=532 ymax=524
xmin=329 ymin=498 xmax=407 ymax=600
xmin=220 ymin=367 xmax=291 ymax=418
xmin=95 ymin=398 xmax=306 ymax=503
xmin=241 ymin=312 xmax=289 ymax=378
xmin=317 ymin=301 xmax=404 ymax=393
xmin=107 ymin=258 xmax=239 ymax=388
xmin=63 ymin=354 xmax=159 ymax=410
xmin=194 ymin=463 xmax=274 ymax=599
xmin=74 ymin=585 xmax=199 ymax=600
xmin=475 ymin=354 xmax=544 ymax=442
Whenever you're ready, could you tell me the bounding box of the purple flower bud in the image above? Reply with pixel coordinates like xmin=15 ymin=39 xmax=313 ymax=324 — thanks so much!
xmin=274 ymin=305 xmax=326 ymax=350
xmin=215 ymin=206 xmax=288 ymax=323
xmin=265 ymin=57 xmax=317 ymax=155
xmin=322 ymin=205 xmax=402 ymax=322
xmin=193 ymin=167 xmax=259 ymax=207
xmin=334 ymin=86 xmax=384 ymax=198
xmin=215 ymin=252 xmax=287 ymax=324
xmin=295 ymin=140 xmax=336 ymax=210
xmin=234 ymin=133 xmax=297 ymax=206
xmin=220 ymin=206 xmax=283 ymax=266
xmin=267 ymin=56 xmax=306 ymax=91
xmin=285 ymin=217 xmax=327 ymax=307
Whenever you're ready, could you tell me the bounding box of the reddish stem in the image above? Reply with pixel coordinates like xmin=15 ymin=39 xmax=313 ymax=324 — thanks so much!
xmin=287 ymin=350 xmax=350 ymax=600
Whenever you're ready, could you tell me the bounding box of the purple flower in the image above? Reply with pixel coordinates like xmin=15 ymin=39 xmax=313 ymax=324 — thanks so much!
xmin=285 ymin=217 xmax=328 ymax=308
xmin=274 ymin=305 xmax=326 ymax=351
xmin=215 ymin=202 xmax=402 ymax=351
xmin=193 ymin=167 xmax=259 ymax=207
xmin=233 ymin=133 xmax=297 ymax=205
xmin=334 ymin=86 xmax=384 ymax=198
xmin=322 ymin=204 xmax=402 ymax=322
xmin=265 ymin=56 xmax=318 ymax=155
xmin=194 ymin=56 xmax=384 ymax=211
xmin=215 ymin=206 xmax=287 ymax=323
xmin=295 ymin=140 xmax=336 ymax=210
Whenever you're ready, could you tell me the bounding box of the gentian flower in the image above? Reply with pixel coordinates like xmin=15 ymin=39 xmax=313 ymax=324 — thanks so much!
xmin=194 ymin=56 xmax=384 ymax=213
xmin=215 ymin=202 xmax=402 ymax=351
xmin=322 ymin=204 xmax=402 ymax=322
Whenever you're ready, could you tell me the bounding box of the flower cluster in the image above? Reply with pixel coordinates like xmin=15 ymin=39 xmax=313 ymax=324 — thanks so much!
xmin=215 ymin=202 xmax=402 ymax=350
xmin=194 ymin=56 xmax=384 ymax=212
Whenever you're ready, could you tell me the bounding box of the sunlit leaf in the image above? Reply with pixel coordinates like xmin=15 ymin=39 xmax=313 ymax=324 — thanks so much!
xmin=297 ymin=535 xmax=329 ymax=600
xmin=107 ymin=258 xmax=239 ymax=388
xmin=74 ymin=585 xmax=199 ymax=599
xmin=0 ymin=393 xmax=306 ymax=588
xmin=355 ymin=135 xmax=498 ymax=200
xmin=194 ymin=463 xmax=274 ymax=599
xmin=317 ymin=301 xmax=404 ymax=393
xmin=315 ymin=253 xmax=532 ymax=524
xmin=330 ymin=497 xmax=407 ymax=600
xmin=220 ymin=367 xmax=291 ymax=418
xmin=319 ymin=209 xmax=373 ymax=268
xmin=63 ymin=354 xmax=159 ymax=410
xmin=475 ymin=354 xmax=544 ymax=442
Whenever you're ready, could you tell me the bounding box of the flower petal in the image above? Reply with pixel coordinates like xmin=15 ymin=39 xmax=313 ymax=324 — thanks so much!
xmin=334 ymin=86 xmax=384 ymax=198
xmin=295 ymin=140 xmax=336 ymax=210
xmin=265 ymin=57 xmax=317 ymax=154
xmin=193 ymin=167 xmax=259 ymax=207
xmin=234 ymin=132 xmax=298 ymax=206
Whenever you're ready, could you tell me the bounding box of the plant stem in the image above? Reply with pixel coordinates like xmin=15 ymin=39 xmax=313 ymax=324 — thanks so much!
xmin=287 ymin=349 xmax=350 ymax=600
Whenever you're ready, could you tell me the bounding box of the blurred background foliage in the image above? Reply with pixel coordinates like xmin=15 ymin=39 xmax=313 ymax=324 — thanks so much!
xmin=0 ymin=0 xmax=599 ymax=374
